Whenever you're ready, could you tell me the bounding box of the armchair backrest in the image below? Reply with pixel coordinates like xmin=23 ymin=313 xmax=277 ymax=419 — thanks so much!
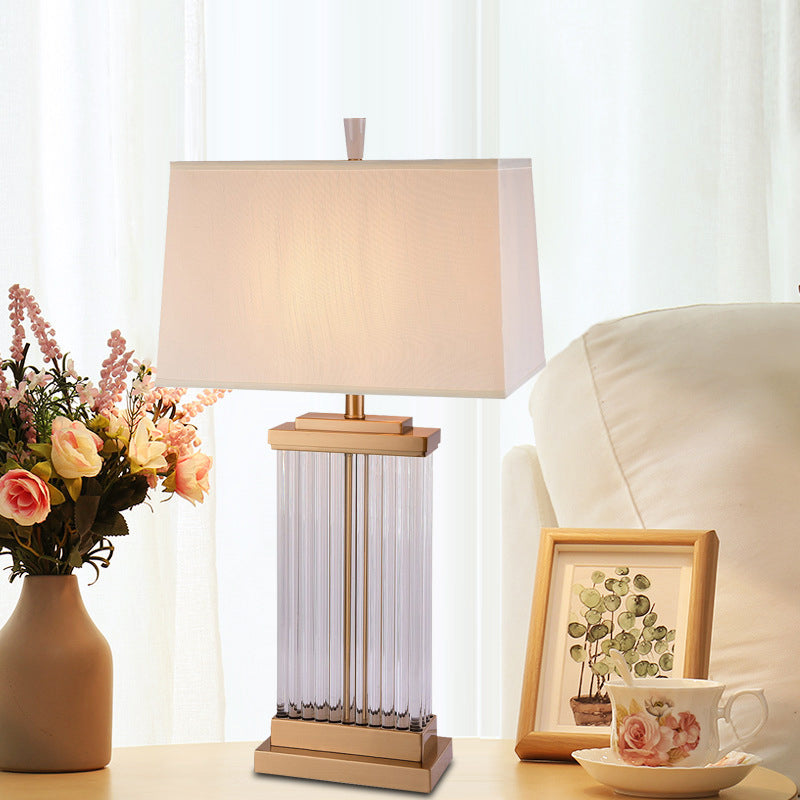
xmin=529 ymin=303 xmax=800 ymax=781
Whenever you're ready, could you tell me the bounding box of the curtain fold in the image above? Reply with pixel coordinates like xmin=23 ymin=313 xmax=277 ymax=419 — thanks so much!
xmin=0 ymin=0 xmax=224 ymax=746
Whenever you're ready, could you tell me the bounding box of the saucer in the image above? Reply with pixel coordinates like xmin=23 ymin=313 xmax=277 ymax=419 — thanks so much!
xmin=572 ymin=748 xmax=761 ymax=798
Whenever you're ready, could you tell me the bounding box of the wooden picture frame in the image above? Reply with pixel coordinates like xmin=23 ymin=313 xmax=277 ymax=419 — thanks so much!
xmin=515 ymin=528 xmax=718 ymax=761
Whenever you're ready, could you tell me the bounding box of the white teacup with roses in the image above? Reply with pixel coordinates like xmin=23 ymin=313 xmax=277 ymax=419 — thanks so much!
xmin=608 ymin=679 xmax=768 ymax=767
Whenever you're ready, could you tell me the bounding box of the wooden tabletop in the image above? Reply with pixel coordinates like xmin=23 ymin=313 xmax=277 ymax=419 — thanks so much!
xmin=0 ymin=739 xmax=795 ymax=799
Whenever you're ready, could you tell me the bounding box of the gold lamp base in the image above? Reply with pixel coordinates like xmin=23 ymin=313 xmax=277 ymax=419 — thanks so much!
xmin=254 ymin=716 xmax=452 ymax=793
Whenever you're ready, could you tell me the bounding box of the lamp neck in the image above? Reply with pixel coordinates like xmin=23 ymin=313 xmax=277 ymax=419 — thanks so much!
xmin=344 ymin=394 xmax=365 ymax=420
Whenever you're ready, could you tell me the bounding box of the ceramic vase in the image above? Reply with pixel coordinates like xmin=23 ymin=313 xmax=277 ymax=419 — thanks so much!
xmin=0 ymin=574 xmax=112 ymax=772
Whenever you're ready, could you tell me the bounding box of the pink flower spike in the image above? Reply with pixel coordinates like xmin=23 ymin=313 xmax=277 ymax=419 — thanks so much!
xmin=7 ymin=285 xmax=63 ymax=363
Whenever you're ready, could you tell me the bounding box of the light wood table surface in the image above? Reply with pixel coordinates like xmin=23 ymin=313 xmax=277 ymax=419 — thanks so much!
xmin=0 ymin=739 xmax=795 ymax=799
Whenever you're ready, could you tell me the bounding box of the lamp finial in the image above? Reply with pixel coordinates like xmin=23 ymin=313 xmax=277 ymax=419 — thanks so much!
xmin=343 ymin=118 xmax=365 ymax=160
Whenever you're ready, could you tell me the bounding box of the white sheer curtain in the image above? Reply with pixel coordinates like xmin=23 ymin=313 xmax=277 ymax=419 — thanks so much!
xmin=500 ymin=0 xmax=799 ymax=359
xmin=1 ymin=0 xmax=797 ymax=747
xmin=0 ymin=0 xmax=224 ymax=745
xmin=204 ymin=0 xmax=511 ymax=741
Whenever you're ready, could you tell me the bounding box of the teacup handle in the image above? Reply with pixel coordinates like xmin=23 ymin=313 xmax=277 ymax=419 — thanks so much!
xmin=719 ymin=688 xmax=769 ymax=753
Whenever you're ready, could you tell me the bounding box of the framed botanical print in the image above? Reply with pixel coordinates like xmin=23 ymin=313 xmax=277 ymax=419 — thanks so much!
xmin=515 ymin=528 xmax=718 ymax=761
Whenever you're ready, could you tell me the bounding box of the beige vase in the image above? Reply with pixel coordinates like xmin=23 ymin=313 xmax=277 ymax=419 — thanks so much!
xmin=0 ymin=574 xmax=112 ymax=772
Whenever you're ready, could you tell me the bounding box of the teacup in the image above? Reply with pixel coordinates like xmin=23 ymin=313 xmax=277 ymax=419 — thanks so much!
xmin=607 ymin=678 xmax=768 ymax=768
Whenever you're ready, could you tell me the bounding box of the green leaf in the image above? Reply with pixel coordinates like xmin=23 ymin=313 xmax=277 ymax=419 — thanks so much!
xmin=67 ymin=548 xmax=83 ymax=568
xmin=92 ymin=511 xmax=129 ymax=538
xmin=100 ymin=440 xmax=119 ymax=457
xmin=618 ymin=611 xmax=636 ymax=631
xmin=590 ymin=659 xmax=610 ymax=676
xmin=603 ymin=593 xmax=621 ymax=611
xmin=28 ymin=443 xmax=52 ymax=459
xmin=567 ymin=622 xmax=587 ymax=638
xmin=31 ymin=461 xmax=52 ymax=481
xmin=570 ymin=645 xmax=586 ymax=662
xmin=612 ymin=579 xmax=629 ymax=597
xmin=633 ymin=574 xmax=651 ymax=590
xmin=64 ymin=477 xmax=82 ymax=502
xmin=74 ymin=495 xmax=100 ymax=538
xmin=103 ymin=474 xmax=149 ymax=512
xmin=625 ymin=594 xmax=651 ymax=617
xmin=587 ymin=623 xmax=609 ymax=642
xmin=46 ymin=483 xmax=66 ymax=506
xmin=616 ymin=632 xmax=636 ymax=652
xmin=579 ymin=588 xmax=601 ymax=608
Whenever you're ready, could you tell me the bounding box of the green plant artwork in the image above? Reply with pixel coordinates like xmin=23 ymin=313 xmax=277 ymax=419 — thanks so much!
xmin=567 ymin=566 xmax=677 ymax=726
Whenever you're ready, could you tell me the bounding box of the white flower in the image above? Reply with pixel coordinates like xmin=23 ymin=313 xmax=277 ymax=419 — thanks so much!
xmin=127 ymin=417 xmax=167 ymax=473
xmin=105 ymin=411 xmax=132 ymax=444
xmin=7 ymin=381 xmax=27 ymax=408
xmin=26 ymin=371 xmax=48 ymax=390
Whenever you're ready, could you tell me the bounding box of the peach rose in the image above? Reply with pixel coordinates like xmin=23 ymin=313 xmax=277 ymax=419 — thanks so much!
xmin=50 ymin=416 xmax=103 ymax=479
xmin=173 ymin=452 xmax=212 ymax=505
xmin=0 ymin=469 xmax=51 ymax=525
xmin=617 ymin=711 xmax=674 ymax=767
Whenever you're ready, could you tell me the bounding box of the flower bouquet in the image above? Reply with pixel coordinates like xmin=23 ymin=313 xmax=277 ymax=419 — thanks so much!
xmin=0 ymin=284 xmax=225 ymax=582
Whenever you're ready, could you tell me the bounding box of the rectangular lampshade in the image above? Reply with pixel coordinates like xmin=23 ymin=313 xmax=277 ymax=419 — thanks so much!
xmin=158 ymin=159 xmax=544 ymax=398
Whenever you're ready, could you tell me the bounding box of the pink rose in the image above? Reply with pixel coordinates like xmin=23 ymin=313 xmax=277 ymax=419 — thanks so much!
xmin=664 ymin=712 xmax=701 ymax=757
xmin=173 ymin=452 xmax=212 ymax=505
xmin=50 ymin=416 xmax=103 ymax=479
xmin=0 ymin=469 xmax=51 ymax=525
xmin=617 ymin=711 xmax=674 ymax=767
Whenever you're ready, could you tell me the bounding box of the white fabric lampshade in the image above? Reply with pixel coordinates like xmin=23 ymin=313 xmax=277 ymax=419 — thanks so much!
xmin=158 ymin=159 xmax=543 ymax=398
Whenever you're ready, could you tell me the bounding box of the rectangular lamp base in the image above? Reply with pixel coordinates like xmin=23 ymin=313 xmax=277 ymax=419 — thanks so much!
xmin=254 ymin=734 xmax=453 ymax=793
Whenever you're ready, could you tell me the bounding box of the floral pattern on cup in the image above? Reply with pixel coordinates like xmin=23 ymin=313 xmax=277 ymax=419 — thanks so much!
xmin=615 ymin=697 xmax=701 ymax=766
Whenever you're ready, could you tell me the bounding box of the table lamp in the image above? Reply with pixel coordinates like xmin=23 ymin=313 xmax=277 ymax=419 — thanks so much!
xmin=157 ymin=120 xmax=544 ymax=792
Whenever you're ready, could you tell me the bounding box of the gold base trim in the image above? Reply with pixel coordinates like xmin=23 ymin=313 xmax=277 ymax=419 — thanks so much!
xmin=270 ymin=716 xmax=439 ymax=762
xmin=254 ymin=735 xmax=453 ymax=793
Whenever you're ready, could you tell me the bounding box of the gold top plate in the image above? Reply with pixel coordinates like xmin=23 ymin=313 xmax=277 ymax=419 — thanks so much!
xmin=295 ymin=413 xmax=413 ymax=435
xmin=268 ymin=422 xmax=440 ymax=457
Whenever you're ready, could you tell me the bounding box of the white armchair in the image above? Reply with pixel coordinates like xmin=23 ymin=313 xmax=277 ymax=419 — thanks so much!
xmin=503 ymin=303 xmax=800 ymax=782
